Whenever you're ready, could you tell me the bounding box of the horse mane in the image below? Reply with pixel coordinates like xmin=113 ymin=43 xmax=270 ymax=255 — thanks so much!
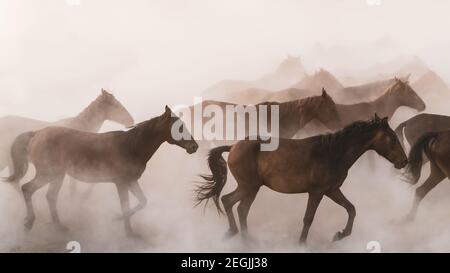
xmin=382 ymin=79 xmax=405 ymax=96
xmin=281 ymin=95 xmax=327 ymax=115
xmin=74 ymin=94 xmax=105 ymax=121
xmin=366 ymin=79 xmax=406 ymax=105
xmin=317 ymin=118 xmax=379 ymax=155
xmin=125 ymin=114 xmax=165 ymax=153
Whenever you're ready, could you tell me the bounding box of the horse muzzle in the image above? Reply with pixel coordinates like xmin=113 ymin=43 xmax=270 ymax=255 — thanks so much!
xmin=186 ymin=143 xmax=199 ymax=154
xmin=395 ymin=158 xmax=408 ymax=169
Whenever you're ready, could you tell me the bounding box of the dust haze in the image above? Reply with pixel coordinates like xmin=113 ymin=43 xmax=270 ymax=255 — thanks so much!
xmin=1 ymin=0 xmax=450 ymax=252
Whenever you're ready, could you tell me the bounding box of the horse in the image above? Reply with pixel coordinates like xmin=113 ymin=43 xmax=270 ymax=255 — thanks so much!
xmin=183 ymin=89 xmax=341 ymax=144
xmin=335 ymin=78 xmax=425 ymax=127
xmin=395 ymin=113 xmax=450 ymax=151
xmin=338 ymin=77 xmax=400 ymax=103
xmin=195 ymin=114 xmax=407 ymax=244
xmin=403 ymin=129 xmax=450 ymax=221
xmin=0 ymin=89 xmax=134 ymax=175
xmin=3 ymin=106 xmax=198 ymax=236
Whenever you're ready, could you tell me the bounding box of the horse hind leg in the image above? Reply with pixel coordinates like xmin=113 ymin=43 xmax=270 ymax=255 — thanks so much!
xmin=299 ymin=193 xmax=323 ymax=244
xmin=22 ymin=173 xmax=52 ymax=231
xmin=221 ymin=188 xmax=245 ymax=239
xmin=237 ymin=187 xmax=259 ymax=242
xmin=405 ymin=161 xmax=445 ymax=221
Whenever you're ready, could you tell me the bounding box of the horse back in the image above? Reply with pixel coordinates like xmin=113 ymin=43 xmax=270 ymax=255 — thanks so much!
xmin=228 ymin=137 xmax=333 ymax=193
xmin=405 ymin=114 xmax=450 ymax=145
xmin=28 ymin=126 xmax=125 ymax=167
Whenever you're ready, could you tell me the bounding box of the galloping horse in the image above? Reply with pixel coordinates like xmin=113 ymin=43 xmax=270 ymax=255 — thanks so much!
xmin=0 ymin=89 xmax=134 ymax=174
xmin=4 ymin=106 xmax=198 ymax=236
xmin=196 ymin=114 xmax=407 ymax=243
xmin=404 ymin=130 xmax=450 ymax=221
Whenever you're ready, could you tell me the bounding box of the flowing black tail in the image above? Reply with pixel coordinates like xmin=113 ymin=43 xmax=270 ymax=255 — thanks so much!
xmin=394 ymin=120 xmax=408 ymax=150
xmin=404 ymin=132 xmax=438 ymax=184
xmin=3 ymin=131 xmax=35 ymax=183
xmin=195 ymin=145 xmax=232 ymax=214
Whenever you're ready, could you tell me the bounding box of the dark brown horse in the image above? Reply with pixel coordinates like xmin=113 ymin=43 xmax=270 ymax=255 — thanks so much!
xmin=196 ymin=114 xmax=407 ymax=244
xmin=403 ymin=130 xmax=450 ymax=221
xmin=4 ymin=106 xmax=198 ymax=236
xmin=395 ymin=113 xmax=450 ymax=151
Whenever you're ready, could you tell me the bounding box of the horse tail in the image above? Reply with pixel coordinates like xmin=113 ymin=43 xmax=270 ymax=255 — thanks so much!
xmin=195 ymin=145 xmax=232 ymax=214
xmin=3 ymin=131 xmax=35 ymax=183
xmin=395 ymin=120 xmax=408 ymax=150
xmin=404 ymin=132 xmax=438 ymax=185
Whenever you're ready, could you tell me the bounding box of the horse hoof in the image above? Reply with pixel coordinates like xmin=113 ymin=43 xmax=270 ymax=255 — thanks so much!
xmin=24 ymin=219 xmax=34 ymax=231
xmin=332 ymin=231 xmax=343 ymax=242
xmin=223 ymin=229 xmax=238 ymax=240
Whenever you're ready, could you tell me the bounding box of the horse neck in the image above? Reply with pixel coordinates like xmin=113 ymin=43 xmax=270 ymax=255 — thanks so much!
xmin=71 ymin=99 xmax=107 ymax=132
xmin=371 ymin=87 xmax=401 ymax=119
xmin=281 ymin=99 xmax=316 ymax=129
xmin=339 ymin=130 xmax=376 ymax=170
xmin=128 ymin=118 xmax=168 ymax=162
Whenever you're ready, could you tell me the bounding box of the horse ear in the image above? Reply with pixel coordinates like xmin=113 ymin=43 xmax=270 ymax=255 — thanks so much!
xmin=381 ymin=117 xmax=388 ymax=125
xmin=374 ymin=113 xmax=380 ymax=121
xmin=101 ymin=88 xmax=107 ymax=95
xmin=321 ymin=88 xmax=328 ymax=97
xmin=165 ymin=105 xmax=172 ymax=115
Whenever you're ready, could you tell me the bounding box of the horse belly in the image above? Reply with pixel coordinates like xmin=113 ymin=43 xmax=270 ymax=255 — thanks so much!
xmin=264 ymin=176 xmax=309 ymax=194
xmin=257 ymin=148 xmax=313 ymax=193
xmin=67 ymin=160 xmax=122 ymax=183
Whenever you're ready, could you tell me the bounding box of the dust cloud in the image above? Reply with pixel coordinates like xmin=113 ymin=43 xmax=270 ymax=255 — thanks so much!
xmin=1 ymin=0 xmax=450 ymax=252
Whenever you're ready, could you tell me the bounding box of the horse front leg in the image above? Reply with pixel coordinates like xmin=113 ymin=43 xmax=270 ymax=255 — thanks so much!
xmin=115 ymin=183 xmax=136 ymax=237
xmin=326 ymin=189 xmax=355 ymax=241
xmin=299 ymin=193 xmax=323 ymax=244
xmin=122 ymin=181 xmax=147 ymax=219
xmin=46 ymin=174 xmax=67 ymax=232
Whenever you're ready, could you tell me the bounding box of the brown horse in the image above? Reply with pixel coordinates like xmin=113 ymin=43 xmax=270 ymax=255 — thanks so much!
xmin=0 ymin=89 xmax=134 ymax=174
xmin=395 ymin=113 xmax=450 ymax=151
xmin=335 ymin=78 xmax=425 ymax=127
xmin=4 ymin=106 xmax=198 ymax=236
xmin=184 ymin=89 xmax=341 ymax=143
xmin=403 ymin=130 xmax=450 ymax=221
xmin=196 ymin=114 xmax=407 ymax=244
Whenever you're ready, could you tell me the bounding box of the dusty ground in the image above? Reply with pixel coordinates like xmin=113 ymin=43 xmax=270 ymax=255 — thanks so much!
xmin=1 ymin=138 xmax=450 ymax=253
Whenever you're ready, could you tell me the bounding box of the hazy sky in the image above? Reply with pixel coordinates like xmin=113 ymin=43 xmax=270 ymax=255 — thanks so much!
xmin=1 ymin=0 xmax=450 ymax=123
